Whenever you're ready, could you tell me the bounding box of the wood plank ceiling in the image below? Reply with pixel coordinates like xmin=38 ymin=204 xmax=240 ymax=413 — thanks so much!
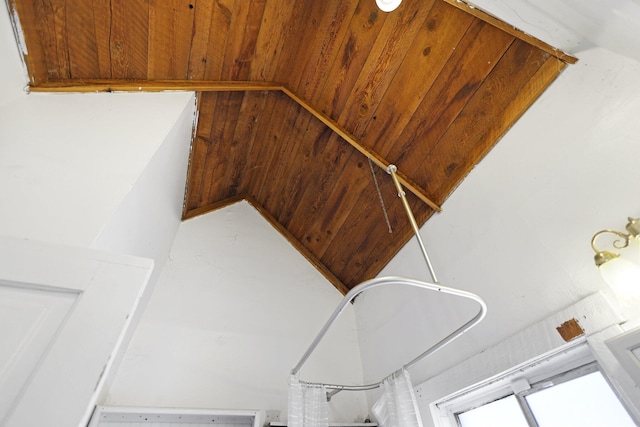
xmin=8 ymin=0 xmax=576 ymax=293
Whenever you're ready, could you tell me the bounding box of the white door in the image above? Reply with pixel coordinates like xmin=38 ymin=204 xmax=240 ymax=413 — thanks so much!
xmin=0 ymin=237 xmax=153 ymax=427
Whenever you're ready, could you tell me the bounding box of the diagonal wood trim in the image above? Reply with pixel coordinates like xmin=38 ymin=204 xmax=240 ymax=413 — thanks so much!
xmin=245 ymin=195 xmax=350 ymax=296
xmin=281 ymin=87 xmax=442 ymax=212
xmin=184 ymin=194 xmax=351 ymax=295
xmin=30 ymin=79 xmax=442 ymax=213
xmin=441 ymin=0 xmax=578 ymax=64
xmin=182 ymin=194 xmax=246 ymax=220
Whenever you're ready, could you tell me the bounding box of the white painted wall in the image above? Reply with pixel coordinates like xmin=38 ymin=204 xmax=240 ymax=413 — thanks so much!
xmin=354 ymin=29 xmax=640 ymax=427
xmin=0 ymin=84 xmax=192 ymax=246
xmin=105 ymin=201 xmax=369 ymax=423
xmin=91 ymin=94 xmax=196 ymax=287
xmin=90 ymin=94 xmax=197 ymax=404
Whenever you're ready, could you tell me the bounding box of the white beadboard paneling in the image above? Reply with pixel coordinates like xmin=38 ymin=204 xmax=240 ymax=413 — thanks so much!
xmin=415 ymin=292 xmax=625 ymax=427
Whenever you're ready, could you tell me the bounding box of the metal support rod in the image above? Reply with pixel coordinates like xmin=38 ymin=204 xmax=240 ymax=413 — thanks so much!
xmin=291 ymin=166 xmax=487 ymax=398
xmin=387 ymin=164 xmax=438 ymax=283
xmin=291 ymin=276 xmax=487 ymax=393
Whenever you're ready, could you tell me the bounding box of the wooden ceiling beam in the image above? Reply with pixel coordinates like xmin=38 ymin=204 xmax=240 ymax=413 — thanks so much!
xmin=29 ymin=79 xmax=442 ymax=213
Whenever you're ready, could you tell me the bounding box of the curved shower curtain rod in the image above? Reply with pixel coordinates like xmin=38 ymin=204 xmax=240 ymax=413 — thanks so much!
xmin=290 ymin=166 xmax=487 ymax=398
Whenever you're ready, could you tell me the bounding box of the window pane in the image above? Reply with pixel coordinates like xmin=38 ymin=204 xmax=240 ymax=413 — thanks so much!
xmin=525 ymin=371 xmax=635 ymax=427
xmin=457 ymin=395 xmax=529 ymax=427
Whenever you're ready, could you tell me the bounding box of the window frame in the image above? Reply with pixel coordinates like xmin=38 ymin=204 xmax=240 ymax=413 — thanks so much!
xmin=432 ymin=339 xmax=598 ymax=427
xmin=453 ymin=362 xmax=603 ymax=427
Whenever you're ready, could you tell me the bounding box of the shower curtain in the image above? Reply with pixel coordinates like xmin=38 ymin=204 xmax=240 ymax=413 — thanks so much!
xmin=288 ymin=369 xmax=422 ymax=427
xmin=371 ymin=369 xmax=423 ymax=427
xmin=288 ymin=375 xmax=329 ymax=427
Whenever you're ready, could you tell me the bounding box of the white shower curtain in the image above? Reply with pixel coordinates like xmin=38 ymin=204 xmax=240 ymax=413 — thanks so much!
xmin=371 ymin=369 xmax=423 ymax=427
xmin=288 ymin=375 xmax=329 ymax=427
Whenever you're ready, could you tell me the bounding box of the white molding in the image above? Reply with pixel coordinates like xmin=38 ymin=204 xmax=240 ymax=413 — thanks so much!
xmin=607 ymin=326 xmax=640 ymax=387
xmin=269 ymin=424 xmax=377 ymax=427
xmin=88 ymin=406 xmax=260 ymax=427
xmin=588 ymin=326 xmax=640 ymax=424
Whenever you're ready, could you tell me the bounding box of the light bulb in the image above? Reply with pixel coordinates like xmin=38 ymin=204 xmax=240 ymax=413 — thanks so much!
xmin=376 ymin=0 xmax=402 ymax=12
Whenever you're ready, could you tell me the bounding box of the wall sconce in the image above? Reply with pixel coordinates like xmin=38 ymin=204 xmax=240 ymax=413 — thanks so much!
xmin=591 ymin=217 xmax=640 ymax=299
xmin=376 ymin=0 xmax=402 ymax=12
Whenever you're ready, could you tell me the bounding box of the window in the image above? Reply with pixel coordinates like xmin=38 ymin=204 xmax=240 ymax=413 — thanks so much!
xmin=457 ymin=395 xmax=528 ymax=427
xmin=455 ymin=363 xmax=634 ymax=427
xmin=433 ymin=341 xmax=638 ymax=427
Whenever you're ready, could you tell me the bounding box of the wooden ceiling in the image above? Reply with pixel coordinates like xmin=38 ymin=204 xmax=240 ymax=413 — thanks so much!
xmin=8 ymin=0 xmax=576 ymax=293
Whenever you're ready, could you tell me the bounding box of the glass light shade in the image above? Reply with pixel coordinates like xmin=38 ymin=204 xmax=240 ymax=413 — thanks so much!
xmin=599 ymin=256 xmax=640 ymax=299
xmin=376 ymin=0 xmax=402 ymax=12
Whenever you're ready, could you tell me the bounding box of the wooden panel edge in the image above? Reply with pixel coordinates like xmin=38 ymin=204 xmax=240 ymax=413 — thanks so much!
xmin=182 ymin=195 xmax=247 ymax=220
xmin=441 ymin=0 xmax=578 ymax=64
xmin=181 ymin=92 xmax=202 ymax=219
xmin=28 ymin=79 xmax=284 ymax=93
xmin=6 ymin=0 xmax=45 ymax=85
xmin=245 ymin=195 xmax=351 ymax=296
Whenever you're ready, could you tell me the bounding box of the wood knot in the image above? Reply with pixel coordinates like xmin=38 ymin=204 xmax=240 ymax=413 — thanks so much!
xmin=368 ymin=11 xmax=378 ymax=26
xmin=445 ymin=163 xmax=457 ymax=176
